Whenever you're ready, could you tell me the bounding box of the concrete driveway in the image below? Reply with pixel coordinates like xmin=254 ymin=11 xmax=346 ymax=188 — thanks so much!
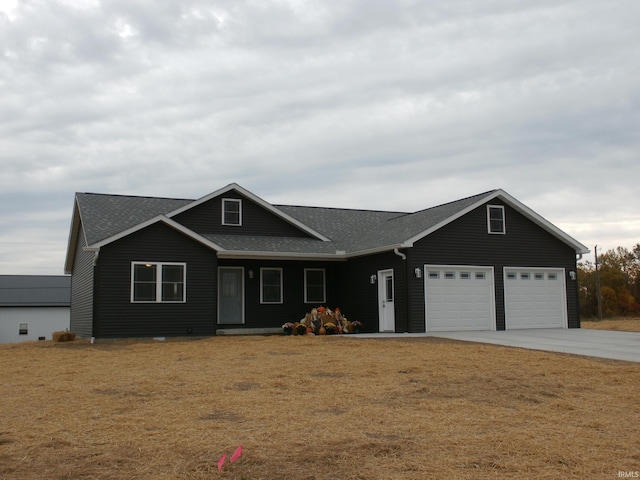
xmin=353 ymin=329 xmax=640 ymax=363
xmin=428 ymin=329 xmax=640 ymax=363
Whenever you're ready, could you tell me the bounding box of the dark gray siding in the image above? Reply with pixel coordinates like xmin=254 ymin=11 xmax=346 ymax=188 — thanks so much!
xmin=69 ymin=230 xmax=95 ymax=338
xmin=174 ymin=192 xmax=312 ymax=238
xmin=337 ymin=251 xmax=407 ymax=333
xmin=218 ymin=259 xmax=344 ymax=328
xmin=94 ymin=222 xmax=217 ymax=338
xmin=406 ymin=201 xmax=579 ymax=331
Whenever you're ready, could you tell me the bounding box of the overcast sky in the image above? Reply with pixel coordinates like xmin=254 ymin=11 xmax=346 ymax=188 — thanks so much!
xmin=1 ymin=0 xmax=639 ymax=275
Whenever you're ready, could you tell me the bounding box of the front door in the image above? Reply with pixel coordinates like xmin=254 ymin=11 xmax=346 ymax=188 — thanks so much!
xmin=218 ymin=267 xmax=244 ymax=324
xmin=378 ymin=269 xmax=395 ymax=332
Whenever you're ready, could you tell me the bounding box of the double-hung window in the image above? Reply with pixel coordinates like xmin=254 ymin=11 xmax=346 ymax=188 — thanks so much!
xmin=487 ymin=205 xmax=506 ymax=234
xmin=222 ymin=198 xmax=242 ymax=226
xmin=304 ymin=268 xmax=326 ymax=303
xmin=261 ymin=268 xmax=283 ymax=304
xmin=132 ymin=262 xmax=186 ymax=303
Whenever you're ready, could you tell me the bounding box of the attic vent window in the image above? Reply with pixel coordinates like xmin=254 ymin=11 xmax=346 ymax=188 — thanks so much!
xmin=222 ymin=198 xmax=242 ymax=226
xmin=487 ymin=205 xmax=505 ymax=234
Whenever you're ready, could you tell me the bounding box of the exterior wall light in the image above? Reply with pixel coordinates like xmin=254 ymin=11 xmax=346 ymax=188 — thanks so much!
xmin=370 ymin=274 xmax=377 ymax=284
xmin=414 ymin=267 xmax=422 ymax=278
xmin=569 ymin=271 xmax=576 ymax=280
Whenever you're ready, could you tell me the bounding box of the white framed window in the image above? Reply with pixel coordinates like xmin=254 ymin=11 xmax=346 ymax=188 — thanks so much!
xmin=460 ymin=272 xmax=471 ymax=280
xmin=19 ymin=323 xmax=28 ymax=335
xmin=131 ymin=262 xmax=186 ymax=303
xmin=487 ymin=205 xmax=505 ymax=234
xmin=222 ymin=198 xmax=242 ymax=226
xmin=475 ymin=272 xmax=486 ymax=280
xmin=520 ymin=272 xmax=530 ymax=280
xmin=548 ymin=273 xmax=558 ymax=280
xmin=428 ymin=271 xmax=440 ymax=279
xmin=261 ymin=268 xmax=283 ymax=304
xmin=304 ymin=268 xmax=325 ymax=303
xmin=445 ymin=271 xmax=456 ymax=279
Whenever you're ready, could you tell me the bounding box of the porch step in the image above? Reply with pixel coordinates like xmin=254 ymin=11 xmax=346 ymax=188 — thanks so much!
xmin=216 ymin=328 xmax=282 ymax=336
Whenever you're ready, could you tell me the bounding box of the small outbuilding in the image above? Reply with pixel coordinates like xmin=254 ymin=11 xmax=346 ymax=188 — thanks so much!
xmin=0 ymin=275 xmax=71 ymax=344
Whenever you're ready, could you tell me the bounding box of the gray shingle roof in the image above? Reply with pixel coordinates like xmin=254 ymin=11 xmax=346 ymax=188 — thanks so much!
xmin=72 ymin=189 xmax=500 ymax=256
xmin=66 ymin=184 xmax=589 ymax=270
xmin=76 ymin=193 xmax=192 ymax=245
xmin=76 ymin=187 xmax=597 ymax=260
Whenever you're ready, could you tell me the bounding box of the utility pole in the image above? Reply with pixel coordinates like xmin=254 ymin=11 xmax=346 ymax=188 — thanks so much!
xmin=594 ymin=245 xmax=603 ymax=320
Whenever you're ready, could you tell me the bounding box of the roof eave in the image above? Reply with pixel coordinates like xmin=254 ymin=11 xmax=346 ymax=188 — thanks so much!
xmin=64 ymin=196 xmax=85 ymax=275
xmin=402 ymin=189 xmax=590 ymax=255
xmin=216 ymin=250 xmax=348 ymax=261
xmin=87 ymin=215 xmax=225 ymax=252
xmin=344 ymin=243 xmax=409 ymax=259
xmin=493 ymin=190 xmax=591 ymax=254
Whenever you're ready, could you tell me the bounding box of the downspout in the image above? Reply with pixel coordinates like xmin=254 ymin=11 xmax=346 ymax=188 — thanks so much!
xmin=393 ymin=248 xmax=406 ymax=261
xmin=393 ymin=248 xmax=409 ymax=333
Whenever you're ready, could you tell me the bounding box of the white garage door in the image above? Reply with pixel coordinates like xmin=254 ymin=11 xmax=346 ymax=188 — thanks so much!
xmin=424 ymin=266 xmax=495 ymax=332
xmin=504 ymin=268 xmax=567 ymax=329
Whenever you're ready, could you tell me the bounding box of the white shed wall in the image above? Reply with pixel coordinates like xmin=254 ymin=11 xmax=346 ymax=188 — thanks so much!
xmin=0 ymin=307 xmax=70 ymax=344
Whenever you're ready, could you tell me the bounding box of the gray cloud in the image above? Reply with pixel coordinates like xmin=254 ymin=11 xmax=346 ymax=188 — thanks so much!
xmin=1 ymin=0 xmax=639 ymax=273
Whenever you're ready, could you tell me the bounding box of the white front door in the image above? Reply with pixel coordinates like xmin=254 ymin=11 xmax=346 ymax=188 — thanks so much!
xmin=378 ymin=269 xmax=395 ymax=332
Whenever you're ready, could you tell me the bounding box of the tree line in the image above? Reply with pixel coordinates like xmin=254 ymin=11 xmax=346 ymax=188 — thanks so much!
xmin=578 ymin=244 xmax=640 ymax=318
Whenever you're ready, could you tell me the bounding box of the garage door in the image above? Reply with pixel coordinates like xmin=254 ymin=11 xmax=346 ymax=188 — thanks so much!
xmin=424 ymin=266 xmax=495 ymax=332
xmin=504 ymin=268 xmax=567 ymax=329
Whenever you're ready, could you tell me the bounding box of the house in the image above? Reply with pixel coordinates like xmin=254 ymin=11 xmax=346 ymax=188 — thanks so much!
xmin=0 ymin=275 xmax=71 ymax=344
xmin=64 ymin=183 xmax=589 ymax=339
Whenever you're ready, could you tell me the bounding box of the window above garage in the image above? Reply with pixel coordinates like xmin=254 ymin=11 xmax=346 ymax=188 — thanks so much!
xmin=487 ymin=205 xmax=505 ymax=234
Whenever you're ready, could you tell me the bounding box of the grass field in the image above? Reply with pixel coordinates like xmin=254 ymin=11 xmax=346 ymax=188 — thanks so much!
xmin=1 ymin=325 xmax=639 ymax=479
xmin=581 ymin=316 xmax=640 ymax=332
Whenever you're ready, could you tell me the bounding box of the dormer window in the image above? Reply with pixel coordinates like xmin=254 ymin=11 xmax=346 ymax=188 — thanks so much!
xmin=222 ymin=198 xmax=242 ymax=226
xmin=487 ymin=205 xmax=505 ymax=234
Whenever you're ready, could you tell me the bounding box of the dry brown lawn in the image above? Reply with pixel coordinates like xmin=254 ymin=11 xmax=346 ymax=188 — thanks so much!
xmin=1 ymin=333 xmax=639 ymax=480
xmin=582 ymin=316 xmax=640 ymax=332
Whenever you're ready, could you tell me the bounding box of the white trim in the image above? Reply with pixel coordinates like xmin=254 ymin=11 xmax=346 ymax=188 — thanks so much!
xmin=260 ymin=267 xmax=283 ymax=304
xmin=222 ymin=198 xmax=242 ymax=226
xmin=166 ymin=183 xmax=331 ymax=242
xmin=88 ymin=215 xmax=225 ymax=251
xmin=216 ymin=250 xmax=347 ymax=261
xmin=378 ymin=269 xmax=395 ymax=332
xmin=130 ymin=261 xmax=186 ymax=303
xmin=487 ymin=204 xmax=506 ymax=235
xmin=304 ymin=268 xmax=326 ymax=304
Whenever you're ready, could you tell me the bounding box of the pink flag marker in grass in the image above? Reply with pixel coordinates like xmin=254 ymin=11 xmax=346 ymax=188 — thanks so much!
xmin=230 ymin=445 xmax=243 ymax=463
xmin=217 ymin=453 xmax=227 ymax=471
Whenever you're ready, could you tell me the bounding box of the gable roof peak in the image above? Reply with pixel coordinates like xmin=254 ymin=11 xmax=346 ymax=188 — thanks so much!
xmin=166 ymin=183 xmax=331 ymax=242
